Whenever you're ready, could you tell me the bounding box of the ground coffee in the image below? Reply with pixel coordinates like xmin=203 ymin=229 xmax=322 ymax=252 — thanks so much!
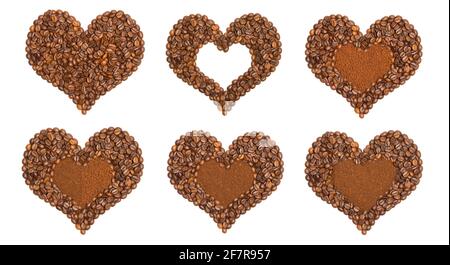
xmin=334 ymin=44 xmax=393 ymax=92
xmin=305 ymin=131 xmax=422 ymax=234
xmin=197 ymin=160 xmax=255 ymax=207
xmin=53 ymin=158 xmax=114 ymax=207
xmin=22 ymin=127 xmax=144 ymax=234
xmin=26 ymin=10 xmax=145 ymax=114
xmin=166 ymin=14 xmax=282 ymax=114
xmin=168 ymin=131 xmax=283 ymax=232
xmin=305 ymin=15 xmax=422 ymax=117
xmin=332 ymin=159 xmax=396 ymax=212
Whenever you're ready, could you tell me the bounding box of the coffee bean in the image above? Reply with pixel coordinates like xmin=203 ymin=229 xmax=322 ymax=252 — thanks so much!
xmin=305 ymin=15 xmax=422 ymax=117
xmin=26 ymin=10 xmax=145 ymax=114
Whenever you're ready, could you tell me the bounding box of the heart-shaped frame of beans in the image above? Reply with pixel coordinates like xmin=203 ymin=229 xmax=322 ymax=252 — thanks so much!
xmin=167 ymin=131 xmax=283 ymax=232
xmin=305 ymin=131 xmax=422 ymax=234
xmin=305 ymin=15 xmax=422 ymax=117
xmin=22 ymin=127 xmax=143 ymax=234
xmin=26 ymin=10 xmax=145 ymax=114
xmin=166 ymin=14 xmax=282 ymax=114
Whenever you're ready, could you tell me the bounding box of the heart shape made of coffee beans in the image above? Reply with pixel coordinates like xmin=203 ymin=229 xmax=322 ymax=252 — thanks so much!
xmin=305 ymin=15 xmax=422 ymax=118
xmin=305 ymin=131 xmax=422 ymax=234
xmin=22 ymin=127 xmax=143 ymax=234
xmin=167 ymin=131 xmax=283 ymax=232
xmin=166 ymin=14 xmax=282 ymax=115
xmin=26 ymin=10 xmax=145 ymax=114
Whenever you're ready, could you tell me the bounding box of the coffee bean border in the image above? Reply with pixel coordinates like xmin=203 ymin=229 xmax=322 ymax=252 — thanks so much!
xmin=305 ymin=130 xmax=422 ymax=234
xmin=305 ymin=15 xmax=422 ymax=117
xmin=166 ymin=14 xmax=282 ymax=114
xmin=26 ymin=10 xmax=145 ymax=114
xmin=167 ymin=131 xmax=283 ymax=232
xmin=22 ymin=127 xmax=144 ymax=234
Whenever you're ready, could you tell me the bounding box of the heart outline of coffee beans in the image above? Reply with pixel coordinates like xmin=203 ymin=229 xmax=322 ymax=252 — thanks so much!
xmin=167 ymin=131 xmax=283 ymax=232
xmin=305 ymin=130 xmax=422 ymax=234
xmin=26 ymin=10 xmax=145 ymax=114
xmin=166 ymin=14 xmax=282 ymax=115
xmin=305 ymin=15 xmax=422 ymax=118
xmin=22 ymin=127 xmax=144 ymax=234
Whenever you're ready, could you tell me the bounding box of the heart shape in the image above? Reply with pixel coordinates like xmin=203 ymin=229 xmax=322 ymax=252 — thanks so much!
xmin=305 ymin=15 xmax=422 ymax=117
xmin=197 ymin=159 xmax=255 ymax=207
xmin=167 ymin=131 xmax=283 ymax=232
xmin=53 ymin=158 xmax=114 ymax=207
xmin=26 ymin=10 xmax=145 ymax=114
xmin=305 ymin=131 xmax=422 ymax=234
xmin=22 ymin=127 xmax=144 ymax=234
xmin=166 ymin=14 xmax=282 ymax=115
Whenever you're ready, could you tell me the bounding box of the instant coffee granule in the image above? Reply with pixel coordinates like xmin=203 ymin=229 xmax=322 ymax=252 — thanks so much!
xmin=166 ymin=14 xmax=282 ymax=114
xmin=22 ymin=127 xmax=144 ymax=234
xmin=305 ymin=15 xmax=422 ymax=117
xmin=26 ymin=10 xmax=145 ymax=114
xmin=305 ymin=130 xmax=422 ymax=234
xmin=168 ymin=131 xmax=283 ymax=232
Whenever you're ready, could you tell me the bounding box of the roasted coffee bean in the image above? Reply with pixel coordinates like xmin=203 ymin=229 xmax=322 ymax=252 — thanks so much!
xmin=166 ymin=14 xmax=282 ymax=114
xmin=26 ymin=10 xmax=145 ymax=114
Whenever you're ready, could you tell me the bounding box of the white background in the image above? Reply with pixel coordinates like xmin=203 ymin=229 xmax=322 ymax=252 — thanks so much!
xmin=0 ymin=0 xmax=448 ymax=245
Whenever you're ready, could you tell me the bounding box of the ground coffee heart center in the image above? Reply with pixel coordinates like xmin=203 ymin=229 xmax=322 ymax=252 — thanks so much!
xmin=334 ymin=44 xmax=393 ymax=92
xmin=332 ymin=159 xmax=396 ymax=211
xmin=53 ymin=158 xmax=114 ymax=207
xmin=196 ymin=159 xmax=255 ymax=207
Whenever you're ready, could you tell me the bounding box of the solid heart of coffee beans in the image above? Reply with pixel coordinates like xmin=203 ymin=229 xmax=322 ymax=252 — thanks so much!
xmin=26 ymin=10 xmax=145 ymax=114
xmin=305 ymin=15 xmax=422 ymax=117
xmin=305 ymin=130 xmax=422 ymax=234
xmin=22 ymin=127 xmax=143 ymax=234
xmin=166 ymin=14 xmax=282 ymax=114
xmin=167 ymin=131 xmax=283 ymax=232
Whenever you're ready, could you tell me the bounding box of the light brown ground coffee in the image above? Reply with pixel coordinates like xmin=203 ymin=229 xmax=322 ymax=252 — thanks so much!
xmin=334 ymin=44 xmax=393 ymax=92
xmin=332 ymin=159 xmax=396 ymax=212
xmin=197 ymin=160 xmax=255 ymax=207
xmin=53 ymin=158 xmax=114 ymax=207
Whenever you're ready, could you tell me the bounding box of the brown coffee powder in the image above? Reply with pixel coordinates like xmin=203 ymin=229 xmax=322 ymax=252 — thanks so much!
xmin=332 ymin=159 xmax=396 ymax=211
xmin=196 ymin=159 xmax=255 ymax=207
xmin=53 ymin=158 xmax=114 ymax=207
xmin=334 ymin=44 xmax=393 ymax=92
xmin=168 ymin=131 xmax=283 ymax=232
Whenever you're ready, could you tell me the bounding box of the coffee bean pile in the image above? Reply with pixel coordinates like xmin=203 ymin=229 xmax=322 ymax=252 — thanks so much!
xmin=167 ymin=131 xmax=283 ymax=232
xmin=305 ymin=15 xmax=422 ymax=117
xmin=166 ymin=14 xmax=282 ymax=114
xmin=26 ymin=10 xmax=145 ymax=114
xmin=305 ymin=131 xmax=422 ymax=234
xmin=22 ymin=127 xmax=144 ymax=234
